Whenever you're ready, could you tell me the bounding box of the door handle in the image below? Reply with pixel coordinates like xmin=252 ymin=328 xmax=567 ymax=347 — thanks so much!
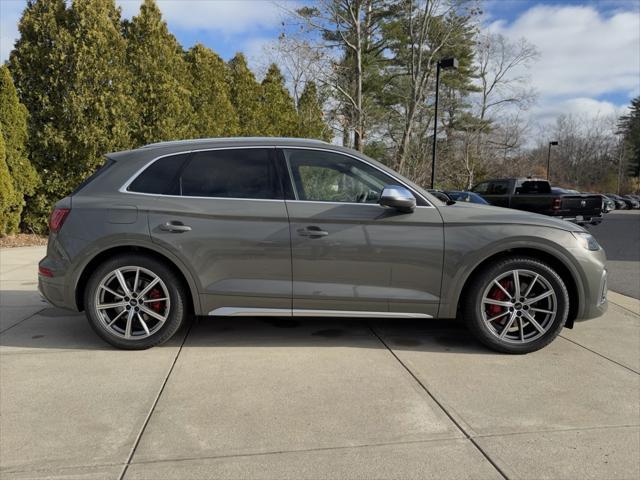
xmin=160 ymin=221 xmax=192 ymax=233
xmin=297 ymin=226 xmax=328 ymax=238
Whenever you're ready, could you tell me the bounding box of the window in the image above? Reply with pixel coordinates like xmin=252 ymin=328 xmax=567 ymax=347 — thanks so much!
xmin=128 ymin=149 xmax=279 ymax=199
xmin=472 ymin=182 xmax=489 ymax=194
xmin=180 ymin=149 xmax=277 ymax=199
xmin=284 ymin=149 xmax=400 ymax=204
xmin=128 ymin=154 xmax=188 ymax=194
xmin=515 ymin=180 xmax=551 ymax=194
xmin=488 ymin=181 xmax=509 ymax=195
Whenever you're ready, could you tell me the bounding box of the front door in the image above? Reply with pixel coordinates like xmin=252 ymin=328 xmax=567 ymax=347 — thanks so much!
xmin=281 ymin=148 xmax=444 ymax=317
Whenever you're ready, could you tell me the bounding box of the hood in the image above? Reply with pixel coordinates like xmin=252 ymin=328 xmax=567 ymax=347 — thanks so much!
xmin=436 ymin=202 xmax=585 ymax=232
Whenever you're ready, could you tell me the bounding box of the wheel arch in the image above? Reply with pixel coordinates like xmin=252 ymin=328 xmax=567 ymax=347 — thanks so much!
xmin=455 ymin=247 xmax=581 ymax=327
xmin=74 ymin=244 xmax=200 ymax=315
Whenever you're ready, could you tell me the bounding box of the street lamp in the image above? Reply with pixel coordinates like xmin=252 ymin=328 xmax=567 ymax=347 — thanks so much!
xmin=546 ymin=141 xmax=559 ymax=181
xmin=430 ymin=57 xmax=459 ymax=189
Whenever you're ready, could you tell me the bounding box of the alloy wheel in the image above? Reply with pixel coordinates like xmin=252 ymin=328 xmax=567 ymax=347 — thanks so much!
xmin=481 ymin=269 xmax=557 ymax=344
xmin=94 ymin=266 xmax=170 ymax=340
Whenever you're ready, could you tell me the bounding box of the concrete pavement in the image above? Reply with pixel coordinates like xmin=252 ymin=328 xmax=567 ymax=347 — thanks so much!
xmin=1 ymin=246 xmax=638 ymax=479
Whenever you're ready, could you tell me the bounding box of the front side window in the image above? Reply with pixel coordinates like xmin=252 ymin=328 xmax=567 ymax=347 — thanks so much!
xmin=284 ymin=149 xmax=398 ymax=204
xmin=472 ymin=182 xmax=489 ymax=194
xmin=128 ymin=148 xmax=279 ymax=199
xmin=488 ymin=181 xmax=509 ymax=195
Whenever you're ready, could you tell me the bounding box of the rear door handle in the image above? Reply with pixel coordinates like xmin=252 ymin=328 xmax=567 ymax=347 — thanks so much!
xmin=160 ymin=221 xmax=192 ymax=233
xmin=297 ymin=226 xmax=328 ymax=238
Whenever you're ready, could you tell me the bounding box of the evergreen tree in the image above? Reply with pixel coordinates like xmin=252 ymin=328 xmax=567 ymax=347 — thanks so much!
xmin=228 ymin=53 xmax=265 ymax=136
xmin=618 ymin=97 xmax=640 ymax=178
xmin=9 ymin=0 xmax=73 ymax=232
xmin=0 ymin=66 xmax=38 ymax=234
xmin=260 ymin=64 xmax=299 ymax=137
xmin=0 ymin=129 xmax=20 ymax=235
xmin=185 ymin=44 xmax=239 ymax=138
xmin=124 ymin=0 xmax=193 ymax=145
xmin=297 ymin=81 xmax=330 ymax=141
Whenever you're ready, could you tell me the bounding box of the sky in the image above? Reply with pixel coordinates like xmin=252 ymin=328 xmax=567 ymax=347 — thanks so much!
xmin=1 ymin=0 xmax=639 ymax=129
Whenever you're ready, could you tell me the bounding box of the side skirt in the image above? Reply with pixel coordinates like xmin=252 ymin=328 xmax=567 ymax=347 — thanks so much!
xmin=208 ymin=307 xmax=431 ymax=319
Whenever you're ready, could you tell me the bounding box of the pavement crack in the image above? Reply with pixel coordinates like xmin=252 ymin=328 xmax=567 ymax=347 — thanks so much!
xmin=559 ymin=335 xmax=639 ymax=375
xmin=0 ymin=307 xmax=46 ymax=335
xmin=118 ymin=321 xmax=193 ymax=480
xmin=367 ymin=324 xmax=510 ymax=480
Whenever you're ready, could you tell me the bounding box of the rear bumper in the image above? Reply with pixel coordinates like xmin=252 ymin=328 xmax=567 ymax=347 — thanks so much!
xmin=559 ymin=215 xmax=603 ymax=226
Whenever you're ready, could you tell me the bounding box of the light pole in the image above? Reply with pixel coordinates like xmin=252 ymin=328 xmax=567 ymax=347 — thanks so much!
xmin=430 ymin=57 xmax=458 ymax=189
xmin=546 ymin=141 xmax=558 ymax=181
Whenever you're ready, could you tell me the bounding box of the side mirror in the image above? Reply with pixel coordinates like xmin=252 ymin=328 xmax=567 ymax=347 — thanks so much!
xmin=379 ymin=185 xmax=416 ymax=213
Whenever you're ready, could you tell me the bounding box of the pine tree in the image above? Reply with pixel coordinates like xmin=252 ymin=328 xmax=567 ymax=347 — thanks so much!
xmin=297 ymin=81 xmax=330 ymax=141
xmin=124 ymin=0 xmax=193 ymax=145
xmin=0 ymin=129 xmax=20 ymax=235
xmin=618 ymin=97 xmax=640 ymax=178
xmin=9 ymin=0 xmax=73 ymax=232
xmin=0 ymin=66 xmax=38 ymax=234
xmin=260 ymin=64 xmax=299 ymax=137
xmin=228 ymin=53 xmax=265 ymax=136
xmin=185 ymin=44 xmax=239 ymax=138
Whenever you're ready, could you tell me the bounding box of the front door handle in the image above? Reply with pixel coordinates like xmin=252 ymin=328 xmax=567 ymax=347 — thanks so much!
xmin=297 ymin=226 xmax=328 ymax=238
xmin=160 ymin=221 xmax=192 ymax=233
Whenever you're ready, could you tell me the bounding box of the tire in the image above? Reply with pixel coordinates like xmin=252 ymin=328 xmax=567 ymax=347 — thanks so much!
xmin=84 ymin=254 xmax=188 ymax=350
xmin=462 ymin=256 xmax=569 ymax=354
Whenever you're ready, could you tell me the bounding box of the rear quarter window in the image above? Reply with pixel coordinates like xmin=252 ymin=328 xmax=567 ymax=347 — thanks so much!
xmin=128 ymin=154 xmax=189 ymax=194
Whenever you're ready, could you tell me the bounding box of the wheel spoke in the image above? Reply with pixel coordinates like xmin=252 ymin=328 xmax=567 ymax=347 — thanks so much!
xmin=139 ymin=305 xmax=167 ymax=322
xmin=142 ymin=297 xmax=168 ymax=303
xmin=132 ymin=268 xmax=140 ymax=293
xmin=499 ymin=313 xmax=517 ymax=339
xmin=531 ymin=307 xmax=554 ymax=315
xmin=486 ymin=311 xmax=509 ymax=323
xmin=97 ymin=301 xmax=127 ymax=310
xmin=493 ymin=280 xmax=511 ymax=299
xmin=523 ymin=274 xmax=539 ymax=298
xmin=138 ymin=277 xmax=160 ymax=298
xmin=525 ymin=290 xmax=553 ymax=305
xmin=137 ymin=312 xmax=150 ymax=335
xmin=100 ymin=285 xmax=124 ymax=298
xmin=107 ymin=308 xmax=127 ymax=327
xmin=518 ymin=317 xmax=524 ymax=341
xmin=124 ymin=309 xmax=135 ymax=338
xmin=513 ymin=270 xmax=521 ymax=298
xmin=523 ymin=311 xmax=546 ymax=334
xmin=484 ymin=298 xmax=513 ymax=307
xmin=114 ymin=269 xmax=131 ymax=296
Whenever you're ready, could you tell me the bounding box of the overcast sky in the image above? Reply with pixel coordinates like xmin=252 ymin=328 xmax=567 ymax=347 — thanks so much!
xmin=1 ymin=0 xmax=638 ymax=128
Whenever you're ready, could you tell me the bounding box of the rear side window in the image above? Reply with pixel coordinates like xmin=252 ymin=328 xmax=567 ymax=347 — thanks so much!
xmin=179 ymin=149 xmax=278 ymax=199
xmin=488 ymin=181 xmax=509 ymax=195
xmin=128 ymin=154 xmax=188 ymax=194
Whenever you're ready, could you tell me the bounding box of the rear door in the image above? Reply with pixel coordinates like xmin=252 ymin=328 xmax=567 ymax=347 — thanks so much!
xmin=127 ymin=147 xmax=292 ymax=315
xmin=280 ymin=148 xmax=444 ymax=317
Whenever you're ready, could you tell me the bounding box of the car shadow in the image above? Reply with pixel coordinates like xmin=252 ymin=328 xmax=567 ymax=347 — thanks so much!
xmin=0 ymin=291 xmax=492 ymax=355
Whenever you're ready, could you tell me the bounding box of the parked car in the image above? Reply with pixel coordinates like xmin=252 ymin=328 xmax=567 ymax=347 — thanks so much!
xmin=39 ymin=138 xmax=608 ymax=354
xmin=554 ymin=188 xmax=614 ymax=214
xmin=600 ymin=195 xmax=616 ymax=213
xmin=426 ymin=189 xmax=453 ymax=203
xmin=606 ymin=193 xmax=634 ymax=209
xmin=471 ymin=178 xmax=603 ymax=225
xmin=445 ymin=190 xmax=490 ymax=205
xmin=604 ymin=194 xmax=627 ymax=210
xmin=621 ymin=195 xmax=640 ymax=209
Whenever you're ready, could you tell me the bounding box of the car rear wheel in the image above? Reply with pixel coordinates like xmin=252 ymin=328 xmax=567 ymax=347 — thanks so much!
xmin=463 ymin=256 xmax=569 ymax=354
xmin=84 ymin=254 xmax=188 ymax=349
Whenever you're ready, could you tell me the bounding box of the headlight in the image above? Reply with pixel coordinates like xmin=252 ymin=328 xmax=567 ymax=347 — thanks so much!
xmin=572 ymin=232 xmax=600 ymax=251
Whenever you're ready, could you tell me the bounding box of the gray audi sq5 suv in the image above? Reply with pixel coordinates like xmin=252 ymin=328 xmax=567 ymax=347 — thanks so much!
xmin=38 ymin=138 xmax=608 ymax=353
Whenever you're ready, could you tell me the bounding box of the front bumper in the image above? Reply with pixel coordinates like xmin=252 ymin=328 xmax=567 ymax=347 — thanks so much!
xmin=575 ymin=260 xmax=608 ymax=321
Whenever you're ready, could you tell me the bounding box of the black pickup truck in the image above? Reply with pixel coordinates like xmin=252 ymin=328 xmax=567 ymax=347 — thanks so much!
xmin=471 ymin=178 xmax=603 ymax=226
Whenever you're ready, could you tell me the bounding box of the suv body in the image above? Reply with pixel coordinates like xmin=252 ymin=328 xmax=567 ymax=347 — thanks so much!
xmin=39 ymin=138 xmax=608 ymax=353
xmin=471 ymin=178 xmax=603 ymax=225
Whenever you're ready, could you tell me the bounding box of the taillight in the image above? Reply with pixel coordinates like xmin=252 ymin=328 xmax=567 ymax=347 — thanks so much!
xmin=38 ymin=266 xmax=54 ymax=277
xmin=49 ymin=208 xmax=70 ymax=233
xmin=552 ymin=198 xmax=561 ymax=210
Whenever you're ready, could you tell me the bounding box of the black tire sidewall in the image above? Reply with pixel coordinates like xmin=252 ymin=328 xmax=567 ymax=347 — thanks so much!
xmin=84 ymin=254 xmax=187 ymax=350
xmin=464 ymin=257 xmax=569 ymax=354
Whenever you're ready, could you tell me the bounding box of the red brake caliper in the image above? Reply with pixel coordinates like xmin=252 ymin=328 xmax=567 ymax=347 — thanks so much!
xmin=487 ymin=280 xmax=512 ymax=323
xmin=147 ymin=288 xmax=163 ymax=313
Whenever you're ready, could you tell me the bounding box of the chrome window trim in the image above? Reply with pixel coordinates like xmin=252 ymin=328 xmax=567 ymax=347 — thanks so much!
xmin=209 ymin=307 xmax=432 ymax=318
xmin=118 ymin=144 xmax=434 ymax=207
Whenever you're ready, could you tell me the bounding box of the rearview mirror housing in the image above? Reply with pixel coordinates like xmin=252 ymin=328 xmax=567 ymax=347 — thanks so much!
xmin=379 ymin=185 xmax=416 ymax=213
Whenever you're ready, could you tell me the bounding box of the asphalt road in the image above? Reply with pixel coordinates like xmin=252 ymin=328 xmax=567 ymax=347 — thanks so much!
xmin=589 ymin=210 xmax=640 ymax=299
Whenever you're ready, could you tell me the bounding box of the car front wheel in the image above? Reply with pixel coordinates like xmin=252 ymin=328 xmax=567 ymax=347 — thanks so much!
xmin=84 ymin=254 xmax=188 ymax=350
xmin=463 ymin=256 xmax=570 ymax=354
